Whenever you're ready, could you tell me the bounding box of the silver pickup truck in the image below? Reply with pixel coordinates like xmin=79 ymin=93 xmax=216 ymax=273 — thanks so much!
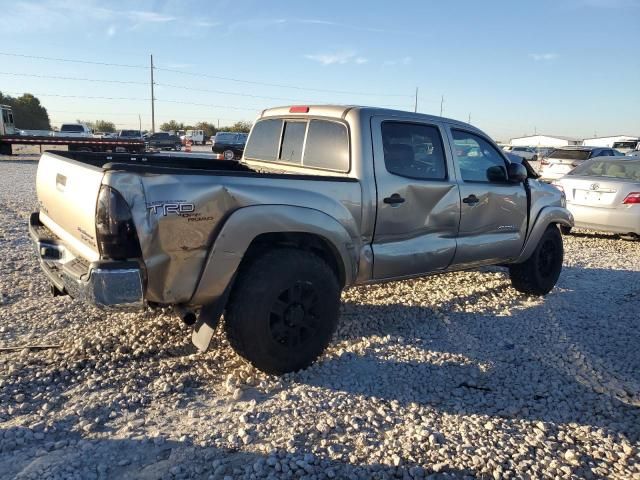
xmin=30 ymin=105 xmax=573 ymax=374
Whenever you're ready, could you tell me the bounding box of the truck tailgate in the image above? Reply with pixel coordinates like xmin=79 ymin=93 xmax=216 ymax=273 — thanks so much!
xmin=36 ymin=152 xmax=104 ymax=262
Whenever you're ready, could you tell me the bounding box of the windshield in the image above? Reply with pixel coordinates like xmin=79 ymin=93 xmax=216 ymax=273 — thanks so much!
xmin=120 ymin=130 xmax=141 ymax=137
xmin=550 ymin=149 xmax=591 ymax=160
xmin=60 ymin=124 xmax=84 ymax=133
xmin=215 ymin=132 xmax=246 ymax=143
xmin=612 ymin=141 xmax=638 ymax=149
xmin=569 ymin=159 xmax=640 ymax=180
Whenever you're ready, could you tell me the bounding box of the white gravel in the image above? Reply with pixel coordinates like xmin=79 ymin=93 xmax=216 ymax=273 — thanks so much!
xmin=1 ymin=159 xmax=639 ymax=480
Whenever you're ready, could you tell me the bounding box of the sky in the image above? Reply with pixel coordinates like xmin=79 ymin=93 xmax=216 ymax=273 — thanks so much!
xmin=0 ymin=0 xmax=638 ymax=141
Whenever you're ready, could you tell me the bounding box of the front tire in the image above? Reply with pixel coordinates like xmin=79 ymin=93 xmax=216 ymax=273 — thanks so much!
xmin=225 ymin=249 xmax=341 ymax=374
xmin=509 ymin=225 xmax=563 ymax=295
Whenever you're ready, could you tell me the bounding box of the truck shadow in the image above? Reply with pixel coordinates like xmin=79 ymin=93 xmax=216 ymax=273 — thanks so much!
xmin=305 ymin=265 xmax=640 ymax=442
xmin=0 ymin=416 xmax=481 ymax=479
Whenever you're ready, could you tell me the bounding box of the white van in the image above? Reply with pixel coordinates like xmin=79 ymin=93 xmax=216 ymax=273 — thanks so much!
xmin=184 ymin=129 xmax=205 ymax=145
xmin=57 ymin=123 xmax=93 ymax=138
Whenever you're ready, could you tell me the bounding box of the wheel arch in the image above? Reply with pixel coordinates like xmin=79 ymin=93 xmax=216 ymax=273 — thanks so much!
xmin=515 ymin=206 xmax=573 ymax=263
xmin=189 ymin=205 xmax=358 ymax=306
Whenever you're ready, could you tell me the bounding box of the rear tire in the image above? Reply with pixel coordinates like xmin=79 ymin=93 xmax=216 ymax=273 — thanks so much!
xmin=509 ymin=225 xmax=563 ymax=295
xmin=225 ymin=249 xmax=341 ymax=374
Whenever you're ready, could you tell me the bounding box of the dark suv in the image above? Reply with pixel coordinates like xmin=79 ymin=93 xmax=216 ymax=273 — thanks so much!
xmin=146 ymin=132 xmax=182 ymax=151
xmin=211 ymin=132 xmax=248 ymax=160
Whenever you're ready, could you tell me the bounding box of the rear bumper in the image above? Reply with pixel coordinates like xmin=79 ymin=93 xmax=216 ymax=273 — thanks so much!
xmin=29 ymin=212 xmax=145 ymax=309
xmin=567 ymin=203 xmax=640 ymax=234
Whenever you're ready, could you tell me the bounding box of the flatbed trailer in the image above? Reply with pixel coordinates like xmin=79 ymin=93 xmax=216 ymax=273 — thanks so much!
xmin=0 ymin=135 xmax=145 ymax=155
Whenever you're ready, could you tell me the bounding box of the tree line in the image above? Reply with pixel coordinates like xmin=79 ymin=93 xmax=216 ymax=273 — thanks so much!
xmin=0 ymin=91 xmax=252 ymax=136
xmin=159 ymin=120 xmax=252 ymax=137
xmin=0 ymin=91 xmax=51 ymax=130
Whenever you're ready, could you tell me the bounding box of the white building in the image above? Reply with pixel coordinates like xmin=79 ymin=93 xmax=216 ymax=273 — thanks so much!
xmin=581 ymin=135 xmax=639 ymax=148
xmin=510 ymin=135 xmax=581 ymax=147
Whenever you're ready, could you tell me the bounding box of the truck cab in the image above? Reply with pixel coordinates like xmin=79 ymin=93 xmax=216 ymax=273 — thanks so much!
xmin=0 ymin=105 xmax=16 ymax=136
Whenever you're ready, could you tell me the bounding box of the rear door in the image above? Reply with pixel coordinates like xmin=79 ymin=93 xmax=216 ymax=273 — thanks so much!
xmin=447 ymin=128 xmax=528 ymax=267
xmin=371 ymin=117 xmax=460 ymax=279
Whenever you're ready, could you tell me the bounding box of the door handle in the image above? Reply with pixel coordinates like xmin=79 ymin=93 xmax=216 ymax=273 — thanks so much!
xmin=383 ymin=193 xmax=405 ymax=205
xmin=462 ymin=194 xmax=479 ymax=205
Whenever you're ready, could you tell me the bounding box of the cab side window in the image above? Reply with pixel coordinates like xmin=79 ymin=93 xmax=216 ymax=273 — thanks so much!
xmin=381 ymin=122 xmax=447 ymax=180
xmin=452 ymin=130 xmax=508 ymax=182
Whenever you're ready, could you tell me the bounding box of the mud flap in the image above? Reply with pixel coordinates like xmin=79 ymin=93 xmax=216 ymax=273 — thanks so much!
xmin=191 ymin=302 xmax=223 ymax=352
xmin=191 ymin=283 xmax=232 ymax=352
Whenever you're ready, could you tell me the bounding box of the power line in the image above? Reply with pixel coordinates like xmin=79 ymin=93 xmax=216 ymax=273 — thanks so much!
xmin=154 ymin=66 xmax=413 ymax=97
xmin=0 ymin=50 xmax=412 ymax=98
xmin=0 ymin=51 xmax=145 ymax=69
xmin=0 ymin=71 xmax=147 ymax=85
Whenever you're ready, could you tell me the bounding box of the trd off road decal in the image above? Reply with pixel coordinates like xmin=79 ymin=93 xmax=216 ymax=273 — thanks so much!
xmin=146 ymin=201 xmax=214 ymax=222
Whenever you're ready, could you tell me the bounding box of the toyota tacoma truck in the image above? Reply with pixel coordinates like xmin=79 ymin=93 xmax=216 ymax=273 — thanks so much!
xmin=29 ymin=105 xmax=573 ymax=374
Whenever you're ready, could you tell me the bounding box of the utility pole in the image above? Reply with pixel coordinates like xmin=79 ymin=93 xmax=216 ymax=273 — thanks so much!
xmin=440 ymin=95 xmax=444 ymax=117
xmin=468 ymin=113 xmax=471 ymax=124
xmin=217 ymin=119 xmax=220 ymax=128
xmin=150 ymin=54 xmax=155 ymax=133
xmin=534 ymin=126 xmax=537 ymax=135
xmin=414 ymin=87 xmax=418 ymax=113
xmin=138 ymin=114 xmax=142 ymax=132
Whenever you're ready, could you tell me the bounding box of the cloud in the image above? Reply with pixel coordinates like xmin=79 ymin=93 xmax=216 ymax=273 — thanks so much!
xmin=383 ymin=56 xmax=413 ymax=66
xmin=194 ymin=20 xmax=221 ymax=27
xmin=106 ymin=25 xmax=116 ymax=37
xmin=127 ymin=10 xmax=175 ymax=23
xmin=529 ymin=53 xmax=559 ymax=61
xmin=304 ymin=50 xmax=368 ymax=66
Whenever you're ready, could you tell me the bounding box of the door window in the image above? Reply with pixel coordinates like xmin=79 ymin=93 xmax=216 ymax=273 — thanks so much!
xmin=279 ymin=121 xmax=307 ymax=163
xmin=452 ymin=130 xmax=508 ymax=182
xmin=381 ymin=122 xmax=447 ymax=180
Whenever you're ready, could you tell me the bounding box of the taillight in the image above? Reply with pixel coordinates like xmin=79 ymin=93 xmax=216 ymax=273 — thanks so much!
xmin=95 ymin=186 xmax=142 ymax=260
xmin=541 ymin=157 xmax=549 ymax=166
xmin=622 ymin=192 xmax=640 ymax=204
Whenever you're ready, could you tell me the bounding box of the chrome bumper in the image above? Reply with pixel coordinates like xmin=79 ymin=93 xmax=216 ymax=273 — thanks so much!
xmin=29 ymin=212 xmax=145 ymax=309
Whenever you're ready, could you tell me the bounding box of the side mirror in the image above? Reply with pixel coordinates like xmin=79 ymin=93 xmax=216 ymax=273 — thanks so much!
xmin=486 ymin=165 xmax=508 ymax=182
xmin=507 ymin=163 xmax=528 ymax=183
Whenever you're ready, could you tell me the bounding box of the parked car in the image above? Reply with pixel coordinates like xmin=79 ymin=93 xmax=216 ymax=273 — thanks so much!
xmin=509 ymin=146 xmax=538 ymax=161
xmin=57 ymin=123 xmax=93 ymax=138
xmin=118 ymin=129 xmax=143 ymax=139
xmin=612 ymin=140 xmax=640 ymax=154
xmin=540 ymin=146 xmax=623 ymax=181
xmin=554 ymin=157 xmax=640 ymax=238
xmin=211 ymin=132 xmax=248 ymax=160
xmin=146 ymin=132 xmax=182 ymax=151
xmin=29 ymin=105 xmax=571 ymax=374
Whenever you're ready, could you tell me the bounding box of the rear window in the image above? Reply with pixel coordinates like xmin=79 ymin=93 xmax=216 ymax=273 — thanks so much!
xmin=244 ymin=119 xmax=283 ymax=161
xmin=304 ymin=120 xmax=349 ymax=171
xmin=61 ymin=124 xmax=84 ymax=133
xmin=569 ymin=159 xmax=640 ymax=180
xmin=245 ymin=118 xmax=349 ymax=171
xmin=550 ymin=149 xmax=591 ymax=160
xmin=279 ymin=121 xmax=306 ymax=163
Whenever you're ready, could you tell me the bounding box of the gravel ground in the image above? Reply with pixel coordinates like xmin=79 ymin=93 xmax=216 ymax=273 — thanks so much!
xmin=1 ymin=159 xmax=639 ymax=480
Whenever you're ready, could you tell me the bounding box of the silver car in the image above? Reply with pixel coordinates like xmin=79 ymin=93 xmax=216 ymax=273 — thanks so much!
xmin=554 ymin=158 xmax=640 ymax=238
xmin=540 ymin=146 xmax=623 ymax=181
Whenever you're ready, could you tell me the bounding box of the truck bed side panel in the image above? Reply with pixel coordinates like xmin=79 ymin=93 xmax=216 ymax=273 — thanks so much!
xmin=106 ymin=171 xmax=362 ymax=304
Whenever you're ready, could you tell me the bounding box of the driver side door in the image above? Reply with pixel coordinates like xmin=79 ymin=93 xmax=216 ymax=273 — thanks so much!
xmin=447 ymin=128 xmax=528 ymax=268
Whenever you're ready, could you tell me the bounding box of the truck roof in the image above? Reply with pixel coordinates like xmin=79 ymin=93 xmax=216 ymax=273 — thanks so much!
xmin=260 ymin=105 xmax=472 ymax=129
